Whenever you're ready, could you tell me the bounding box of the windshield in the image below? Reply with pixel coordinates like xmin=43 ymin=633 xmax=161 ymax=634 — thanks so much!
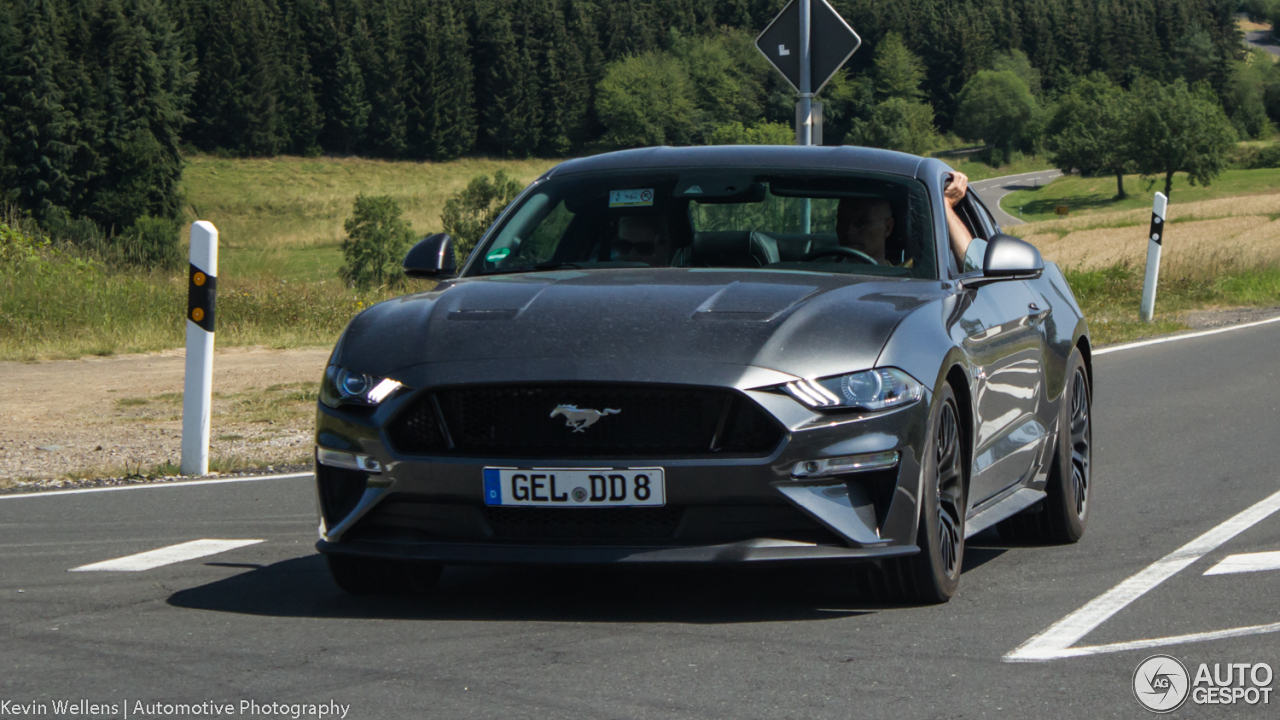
xmin=467 ymin=169 xmax=937 ymax=279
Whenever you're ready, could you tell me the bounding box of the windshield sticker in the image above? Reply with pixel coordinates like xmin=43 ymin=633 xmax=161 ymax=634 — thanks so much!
xmin=609 ymin=189 xmax=654 ymax=207
xmin=486 ymin=247 xmax=512 ymax=262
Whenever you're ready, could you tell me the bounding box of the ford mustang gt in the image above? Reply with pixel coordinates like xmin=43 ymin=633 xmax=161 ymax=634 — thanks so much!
xmin=312 ymin=145 xmax=1093 ymax=603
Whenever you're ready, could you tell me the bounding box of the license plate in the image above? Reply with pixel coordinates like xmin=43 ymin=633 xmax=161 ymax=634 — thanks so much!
xmin=483 ymin=468 xmax=665 ymax=507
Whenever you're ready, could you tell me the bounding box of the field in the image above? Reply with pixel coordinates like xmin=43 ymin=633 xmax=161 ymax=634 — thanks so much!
xmin=183 ymin=155 xmax=557 ymax=281
xmin=999 ymin=168 xmax=1280 ymax=223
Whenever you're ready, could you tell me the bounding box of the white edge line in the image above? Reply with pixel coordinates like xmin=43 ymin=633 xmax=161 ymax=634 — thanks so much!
xmin=70 ymin=538 xmax=264 ymax=572
xmin=1004 ymin=488 xmax=1280 ymax=662
xmin=1095 ymin=314 xmax=1280 ymax=356
xmin=0 ymin=472 xmax=312 ymax=500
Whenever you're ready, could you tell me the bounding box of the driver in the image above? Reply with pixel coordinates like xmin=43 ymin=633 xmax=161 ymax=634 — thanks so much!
xmin=835 ymin=171 xmax=974 ymax=268
xmin=615 ymin=215 xmax=689 ymax=266
xmin=836 ymin=196 xmax=895 ymax=264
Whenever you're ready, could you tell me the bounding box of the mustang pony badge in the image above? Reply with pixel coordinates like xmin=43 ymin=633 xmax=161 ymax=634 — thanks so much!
xmin=550 ymin=405 xmax=621 ymax=432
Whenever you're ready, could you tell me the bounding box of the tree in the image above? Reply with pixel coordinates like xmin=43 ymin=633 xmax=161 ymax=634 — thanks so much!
xmin=476 ymin=8 xmax=540 ymax=156
xmin=6 ymin=0 xmax=79 ymax=219
xmin=340 ymin=194 xmax=414 ymax=290
xmin=596 ymin=52 xmax=697 ymax=147
xmin=954 ymin=70 xmax=1041 ymax=160
xmin=846 ymin=97 xmax=937 ymax=155
xmin=330 ymin=39 xmax=369 ymax=155
xmin=1126 ymin=78 xmax=1237 ymax=198
xmin=440 ymin=171 xmax=522 ymax=263
xmin=90 ymin=0 xmax=193 ymax=231
xmin=1045 ymin=73 xmax=1133 ymax=198
xmin=872 ymin=32 xmax=925 ymax=102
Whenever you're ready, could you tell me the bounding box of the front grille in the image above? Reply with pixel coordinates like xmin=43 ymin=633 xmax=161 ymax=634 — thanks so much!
xmin=483 ymin=506 xmax=684 ymax=541
xmin=386 ymin=383 xmax=784 ymax=458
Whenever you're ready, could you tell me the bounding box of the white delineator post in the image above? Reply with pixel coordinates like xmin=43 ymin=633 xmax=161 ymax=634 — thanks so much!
xmin=1140 ymin=192 xmax=1167 ymax=323
xmin=181 ymin=221 xmax=218 ymax=476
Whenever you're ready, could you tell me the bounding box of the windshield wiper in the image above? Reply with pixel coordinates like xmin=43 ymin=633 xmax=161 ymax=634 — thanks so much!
xmin=478 ymin=262 xmax=584 ymax=275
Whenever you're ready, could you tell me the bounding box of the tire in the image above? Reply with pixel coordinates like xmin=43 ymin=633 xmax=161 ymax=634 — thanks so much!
xmin=997 ymin=348 xmax=1091 ymax=544
xmin=326 ymin=554 xmax=443 ymax=595
xmin=855 ymin=383 xmax=968 ymax=604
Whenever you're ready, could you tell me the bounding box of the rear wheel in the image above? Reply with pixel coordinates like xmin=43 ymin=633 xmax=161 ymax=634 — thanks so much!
xmin=855 ymin=383 xmax=967 ymax=604
xmin=998 ymin=348 xmax=1091 ymax=544
xmin=326 ymin=554 xmax=443 ymax=595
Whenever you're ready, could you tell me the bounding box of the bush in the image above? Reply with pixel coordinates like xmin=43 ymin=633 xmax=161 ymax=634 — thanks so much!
xmin=705 ymin=121 xmax=793 ymax=145
xmin=596 ymin=52 xmax=699 ymax=148
xmin=339 ymin=195 xmax=415 ymax=290
xmin=440 ymin=171 xmax=523 ymax=263
xmin=115 ymin=216 xmax=183 ymax=270
xmin=1250 ymin=144 xmax=1280 ymax=169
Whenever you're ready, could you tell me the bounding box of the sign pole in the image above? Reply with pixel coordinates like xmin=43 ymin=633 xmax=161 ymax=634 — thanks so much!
xmin=1140 ymin=193 xmax=1167 ymax=324
xmin=797 ymin=0 xmax=812 ymax=233
xmin=181 ymin=221 xmax=218 ymax=476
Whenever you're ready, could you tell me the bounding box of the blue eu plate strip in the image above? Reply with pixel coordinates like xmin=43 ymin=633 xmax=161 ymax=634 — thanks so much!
xmin=483 ymin=469 xmax=502 ymax=506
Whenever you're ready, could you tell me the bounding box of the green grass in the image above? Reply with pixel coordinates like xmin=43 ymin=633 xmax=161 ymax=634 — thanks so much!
xmin=182 ymin=154 xmax=557 ymax=281
xmin=0 ymin=229 xmax=409 ymax=360
xmin=1065 ymin=263 xmax=1280 ymax=345
xmin=1001 ymin=168 xmax=1280 ymax=223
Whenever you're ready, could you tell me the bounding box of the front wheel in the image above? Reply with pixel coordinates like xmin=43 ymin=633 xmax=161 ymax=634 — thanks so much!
xmin=855 ymin=383 xmax=967 ymax=604
xmin=998 ymin=348 xmax=1091 ymax=544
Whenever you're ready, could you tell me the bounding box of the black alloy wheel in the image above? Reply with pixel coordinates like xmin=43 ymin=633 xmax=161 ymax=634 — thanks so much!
xmin=854 ymin=383 xmax=967 ymax=604
xmin=998 ymin=347 xmax=1091 ymax=544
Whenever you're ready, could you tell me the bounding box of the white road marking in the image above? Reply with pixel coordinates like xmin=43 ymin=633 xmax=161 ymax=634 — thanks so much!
xmin=1095 ymin=314 xmax=1280 ymax=356
xmin=1204 ymin=550 xmax=1280 ymax=576
xmin=0 ymin=472 xmax=311 ymax=501
xmin=69 ymin=539 xmax=263 ymax=572
xmin=1005 ymin=488 xmax=1280 ymax=662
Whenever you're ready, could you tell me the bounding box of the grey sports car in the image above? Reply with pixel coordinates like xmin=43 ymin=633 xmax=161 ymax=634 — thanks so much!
xmin=313 ymin=145 xmax=1093 ymax=603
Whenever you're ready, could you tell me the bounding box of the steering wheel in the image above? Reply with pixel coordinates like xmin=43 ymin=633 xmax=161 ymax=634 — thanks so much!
xmin=801 ymin=246 xmax=879 ymax=265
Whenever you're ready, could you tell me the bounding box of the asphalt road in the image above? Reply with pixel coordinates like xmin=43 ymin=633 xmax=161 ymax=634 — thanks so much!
xmin=3 ymin=320 xmax=1280 ymax=719
xmin=970 ymin=169 xmax=1063 ymax=228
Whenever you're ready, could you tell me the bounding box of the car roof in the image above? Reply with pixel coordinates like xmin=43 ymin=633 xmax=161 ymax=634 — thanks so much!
xmin=539 ymin=145 xmax=927 ymax=181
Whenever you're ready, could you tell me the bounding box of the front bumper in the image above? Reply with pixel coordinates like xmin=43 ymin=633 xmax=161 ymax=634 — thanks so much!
xmin=314 ymin=383 xmax=932 ymax=565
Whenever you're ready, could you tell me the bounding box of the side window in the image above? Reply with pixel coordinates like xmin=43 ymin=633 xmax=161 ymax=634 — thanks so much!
xmin=956 ymin=197 xmax=988 ymax=274
xmin=970 ymin=195 xmax=1000 ymax=238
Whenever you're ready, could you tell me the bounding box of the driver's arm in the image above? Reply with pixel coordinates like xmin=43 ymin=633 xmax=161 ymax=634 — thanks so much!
xmin=944 ymin=172 xmax=973 ymax=268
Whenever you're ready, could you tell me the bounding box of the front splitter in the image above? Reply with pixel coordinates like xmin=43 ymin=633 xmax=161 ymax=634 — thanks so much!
xmin=316 ymin=538 xmax=919 ymax=565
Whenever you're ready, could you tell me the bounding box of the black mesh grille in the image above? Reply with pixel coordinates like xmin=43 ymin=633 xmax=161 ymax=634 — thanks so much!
xmin=316 ymin=463 xmax=368 ymax=527
xmin=387 ymin=384 xmax=783 ymax=458
xmin=483 ymin=506 xmax=684 ymax=540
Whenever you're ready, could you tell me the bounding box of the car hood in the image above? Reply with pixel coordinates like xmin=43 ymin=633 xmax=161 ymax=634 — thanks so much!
xmin=335 ymin=269 xmax=947 ymax=385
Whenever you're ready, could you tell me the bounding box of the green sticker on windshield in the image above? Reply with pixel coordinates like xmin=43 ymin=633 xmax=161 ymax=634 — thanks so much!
xmin=486 ymin=247 xmax=511 ymax=262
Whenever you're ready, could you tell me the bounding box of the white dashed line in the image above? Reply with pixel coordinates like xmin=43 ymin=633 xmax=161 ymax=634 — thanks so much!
xmin=1005 ymin=488 xmax=1280 ymax=662
xmin=69 ymin=539 xmax=263 ymax=572
xmin=1204 ymin=550 xmax=1280 ymax=576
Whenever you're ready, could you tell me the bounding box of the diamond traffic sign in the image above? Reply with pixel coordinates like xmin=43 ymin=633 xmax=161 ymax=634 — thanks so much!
xmin=755 ymin=0 xmax=861 ymax=95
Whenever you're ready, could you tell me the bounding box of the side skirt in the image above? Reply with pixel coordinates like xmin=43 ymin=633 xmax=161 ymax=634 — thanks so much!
xmin=964 ymin=487 xmax=1045 ymax=539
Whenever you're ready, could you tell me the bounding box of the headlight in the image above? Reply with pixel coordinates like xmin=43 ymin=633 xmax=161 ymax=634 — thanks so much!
xmin=781 ymin=368 xmax=924 ymax=411
xmin=320 ymin=365 xmax=404 ymax=408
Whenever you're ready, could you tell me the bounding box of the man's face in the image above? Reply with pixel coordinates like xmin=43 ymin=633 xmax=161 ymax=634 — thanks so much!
xmin=838 ymin=200 xmax=894 ymax=262
xmin=617 ymin=216 xmax=671 ymax=265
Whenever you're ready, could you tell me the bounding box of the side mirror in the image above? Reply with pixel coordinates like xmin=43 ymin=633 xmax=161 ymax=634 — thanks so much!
xmin=982 ymin=233 xmax=1044 ymax=281
xmin=403 ymin=233 xmax=457 ymax=279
